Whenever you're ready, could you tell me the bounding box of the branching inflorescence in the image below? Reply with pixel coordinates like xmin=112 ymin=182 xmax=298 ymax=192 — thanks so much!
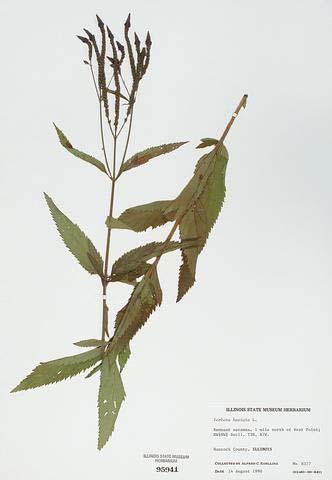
xmin=11 ymin=14 xmax=248 ymax=450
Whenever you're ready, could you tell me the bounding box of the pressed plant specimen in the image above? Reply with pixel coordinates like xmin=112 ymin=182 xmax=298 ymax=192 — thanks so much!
xmin=11 ymin=14 xmax=248 ymax=449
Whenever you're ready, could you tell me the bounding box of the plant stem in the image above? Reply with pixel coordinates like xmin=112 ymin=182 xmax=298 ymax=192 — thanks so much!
xmin=120 ymin=72 xmax=130 ymax=96
xmin=101 ymin=126 xmax=118 ymax=342
xmin=106 ymin=73 xmax=115 ymax=89
xmin=101 ymin=106 xmax=135 ymax=344
xmin=101 ymin=182 xmax=116 ymax=342
xmin=115 ymin=107 xmax=135 ymax=179
xmin=217 ymin=94 xmax=248 ymax=146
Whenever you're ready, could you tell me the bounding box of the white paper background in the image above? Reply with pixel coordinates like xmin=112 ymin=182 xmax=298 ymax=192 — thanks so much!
xmin=1 ymin=0 xmax=331 ymax=478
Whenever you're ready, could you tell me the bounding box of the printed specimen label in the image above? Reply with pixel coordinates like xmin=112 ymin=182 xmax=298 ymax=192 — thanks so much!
xmin=209 ymin=402 xmax=328 ymax=479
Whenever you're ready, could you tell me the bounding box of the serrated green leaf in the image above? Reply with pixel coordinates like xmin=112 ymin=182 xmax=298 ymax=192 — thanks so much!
xmin=11 ymin=348 xmax=102 ymax=392
xmin=74 ymin=339 xmax=104 ymax=347
xmin=44 ymin=193 xmax=103 ymax=275
xmin=54 ymin=124 xmax=108 ymax=175
xmin=196 ymin=137 xmax=218 ymax=149
xmin=121 ymin=141 xmax=188 ymax=172
xmin=110 ymin=240 xmax=198 ymax=284
xmin=112 ymin=266 xmax=162 ymax=349
xmin=107 ymin=200 xmax=177 ymax=232
xmin=176 ymin=144 xmax=228 ymax=300
xmin=87 ymin=250 xmax=104 ymax=276
xmin=117 ymin=344 xmax=131 ymax=372
xmin=98 ymin=357 xmax=126 ymax=450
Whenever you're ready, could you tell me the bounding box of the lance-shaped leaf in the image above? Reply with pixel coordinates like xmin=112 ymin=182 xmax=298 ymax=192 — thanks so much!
xmin=112 ymin=266 xmax=162 ymax=349
xmin=121 ymin=141 xmax=188 ymax=173
xmin=110 ymin=240 xmax=198 ymax=284
xmin=11 ymin=348 xmax=102 ymax=392
xmin=74 ymin=339 xmax=104 ymax=348
xmin=98 ymin=357 xmax=126 ymax=450
xmin=176 ymin=144 xmax=229 ymax=300
xmin=117 ymin=344 xmax=131 ymax=372
xmin=106 ymin=200 xmax=177 ymax=232
xmin=196 ymin=137 xmax=218 ymax=149
xmin=44 ymin=193 xmax=103 ymax=275
xmin=54 ymin=124 xmax=108 ymax=175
